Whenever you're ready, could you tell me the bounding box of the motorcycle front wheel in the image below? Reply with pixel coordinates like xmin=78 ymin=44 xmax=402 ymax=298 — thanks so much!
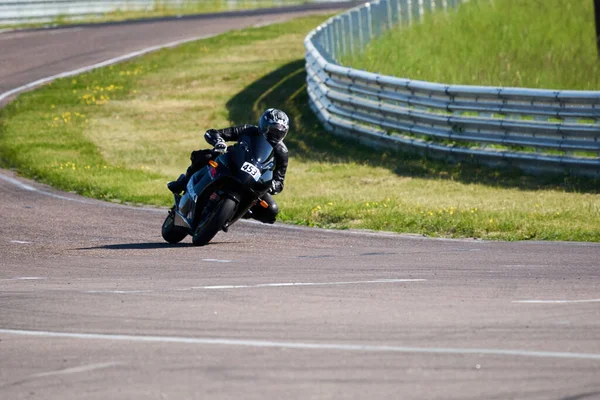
xmin=192 ymin=197 xmax=237 ymax=246
xmin=161 ymin=210 xmax=188 ymax=244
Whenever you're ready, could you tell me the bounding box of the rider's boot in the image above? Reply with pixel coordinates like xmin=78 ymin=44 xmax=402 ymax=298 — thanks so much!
xmin=167 ymin=174 xmax=187 ymax=194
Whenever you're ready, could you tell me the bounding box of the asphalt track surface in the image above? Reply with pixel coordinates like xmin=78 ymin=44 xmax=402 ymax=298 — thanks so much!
xmin=1 ymin=5 xmax=600 ymax=400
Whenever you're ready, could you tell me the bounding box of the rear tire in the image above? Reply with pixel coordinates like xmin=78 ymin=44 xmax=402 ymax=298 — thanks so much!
xmin=192 ymin=197 xmax=237 ymax=246
xmin=161 ymin=211 xmax=188 ymax=244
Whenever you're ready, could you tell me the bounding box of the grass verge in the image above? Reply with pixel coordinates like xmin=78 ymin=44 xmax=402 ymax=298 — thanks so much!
xmin=1 ymin=13 xmax=599 ymax=241
xmin=341 ymin=0 xmax=600 ymax=90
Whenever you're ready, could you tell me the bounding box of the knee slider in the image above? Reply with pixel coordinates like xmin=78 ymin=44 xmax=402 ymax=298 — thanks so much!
xmin=269 ymin=202 xmax=279 ymax=217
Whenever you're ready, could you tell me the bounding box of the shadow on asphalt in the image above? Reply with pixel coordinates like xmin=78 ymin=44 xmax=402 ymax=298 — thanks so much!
xmin=226 ymin=59 xmax=599 ymax=193
xmin=560 ymin=392 xmax=600 ymax=400
xmin=77 ymin=241 xmax=240 ymax=250
xmin=78 ymin=243 xmax=192 ymax=250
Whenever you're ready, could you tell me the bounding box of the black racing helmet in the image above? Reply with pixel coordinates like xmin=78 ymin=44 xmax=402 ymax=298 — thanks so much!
xmin=259 ymin=108 xmax=289 ymax=144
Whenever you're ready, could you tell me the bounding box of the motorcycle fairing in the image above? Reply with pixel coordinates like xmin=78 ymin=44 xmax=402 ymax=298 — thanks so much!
xmin=171 ymin=133 xmax=276 ymax=233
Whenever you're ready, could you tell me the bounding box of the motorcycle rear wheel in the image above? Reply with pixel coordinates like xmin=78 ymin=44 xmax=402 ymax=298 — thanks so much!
xmin=192 ymin=197 xmax=237 ymax=246
xmin=161 ymin=211 xmax=188 ymax=244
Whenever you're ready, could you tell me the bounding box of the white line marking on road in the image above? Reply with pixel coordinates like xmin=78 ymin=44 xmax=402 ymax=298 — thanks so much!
xmin=10 ymin=240 xmax=32 ymax=244
xmin=1 ymin=328 xmax=599 ymax=361
xmin=192 ymin=278 xmax=426 ymax=290
xmin=0 ymin=172 xmax=96 ymax=203
xmin=85 ymin=279 xmax=426 ymax=294
xmin=0 ymin=172 xmax=163 ymax=212
xmin=0 ymin=33 xmax=217 ymax=103
xmin=246 ymin=218 xmax=489 ymax=242
xmin=86 ymin=290 xmax=153 ymax=294
xmin=31 ymin=362 xmax=121 ymax=378
xmin=0 ymin=174 xmax=36 ymax=191
xmin=514 ymin=299 xmax=600 ymax=304
xmin=202 ymin=259 xmax=233 ymax=263
xmin=0 ymin=277 xmax=47 ymax=281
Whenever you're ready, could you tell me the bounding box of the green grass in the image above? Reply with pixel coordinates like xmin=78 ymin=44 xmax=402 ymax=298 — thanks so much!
xmin=1 ymin=14 xmax=599 ymax=241
xmin=1 ymin=0 xmax=313 ymax=30
xmin=341 ymin=0 xmax=600 ymax=90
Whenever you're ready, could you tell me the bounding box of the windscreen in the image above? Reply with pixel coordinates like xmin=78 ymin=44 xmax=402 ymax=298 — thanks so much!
xmin=245 ymin=134 xmax=273 ymax=164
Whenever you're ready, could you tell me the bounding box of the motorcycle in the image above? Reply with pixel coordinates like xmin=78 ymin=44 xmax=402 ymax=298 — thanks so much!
xmin=161 ymin=133 xmax=275 ymax=246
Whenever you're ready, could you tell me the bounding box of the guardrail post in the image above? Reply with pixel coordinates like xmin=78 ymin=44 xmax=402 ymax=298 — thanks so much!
xmin=423 ymin=0 xmax=432 ymax=13
xmin=326 ymin=24 xmax=334 ymax=59
xmin=366 ymin=3 xmax=374 ymax=42
xmin=340 ymin=14 xmax=350 ymax=57
xmin=331 ymin=17 xmax=338 ymax=61
xmin=388 ymin=0 xmax=398 ymax=27
xmin=316 ymin=27 xmax=326 ymax=50
xmin=334 ymin=16 xmax=342 ymax=61
xmin=372 ymin=1 xmax=383 ymax=37
xmin=321 ymin=25 xmax=329 ymax=55
xmin=379 ymin=0 xmax=391 ymax=32
xmin=357 ymin=8 xmax=364 ymax=50
xmin=349 ymin=9 xmax=360 ymax=55
xmin=359 ymin=4 xmax=371 ymax=46
xmin=399 ymin=0 xmax=410 ymax=25
xmin=411 ymin=0 xmax=421 ymax=23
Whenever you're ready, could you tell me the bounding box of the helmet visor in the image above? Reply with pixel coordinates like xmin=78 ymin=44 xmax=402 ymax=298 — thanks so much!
xmin=263 ymin=124 xmax=287 ymax=143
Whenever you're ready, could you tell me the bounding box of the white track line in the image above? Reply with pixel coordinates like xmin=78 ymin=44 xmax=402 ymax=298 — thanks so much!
xmin=0 ymin=32 xmax=217 ymax=103
xmin=84 ymin=279 xmax=426 ymax=294
xmin=514 ymin=299 xmax=600 ymax=304
xmin=0 ymin=172 xmax=107 ymax=204
xmin=32 ymin=362 xmax=121 ymax=378
xmin=86 ymin=290 xmax=153 ymax=294
xmin=191 ymin=278 xmax=426 ymax=290
xmin=0 ymin=173 xmax=36 ymax=191
xmin=0 ymin=277 xmax=47 ymax=281
xmin=1 ymin=328 xmax=599 ymax=361
xmin=0 ymin=172 xmax=164 ymax=212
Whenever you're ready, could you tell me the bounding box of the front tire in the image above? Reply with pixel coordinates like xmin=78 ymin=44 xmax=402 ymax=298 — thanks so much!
xmin=161 ymin=211 xmax=188 ymax=244
xmin=192 ymin=197 xmax=237 ymax=246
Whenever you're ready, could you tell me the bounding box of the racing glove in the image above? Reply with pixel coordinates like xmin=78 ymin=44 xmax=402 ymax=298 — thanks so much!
xmin=270 ymin=180 xmax=283 ymax=195
xmin=214 ymin=139 xmax=227 ymax=153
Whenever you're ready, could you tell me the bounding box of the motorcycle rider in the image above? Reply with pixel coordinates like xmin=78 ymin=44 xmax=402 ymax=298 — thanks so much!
xmin=167 ymin=108 xmax=289 ymax=224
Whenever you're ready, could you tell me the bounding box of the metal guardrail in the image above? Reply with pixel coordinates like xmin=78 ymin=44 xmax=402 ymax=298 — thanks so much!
xmin=0 ymin=0 xmax=315 ymax=23
xmin=304 ymin=0 xmax=600 ymax=178
xmin=1 ymin=0 xmax=157 ymax=22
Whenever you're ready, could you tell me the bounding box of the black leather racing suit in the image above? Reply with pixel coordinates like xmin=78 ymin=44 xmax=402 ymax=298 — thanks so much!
xmin=186 ymin=124 xmax=288 ymax=223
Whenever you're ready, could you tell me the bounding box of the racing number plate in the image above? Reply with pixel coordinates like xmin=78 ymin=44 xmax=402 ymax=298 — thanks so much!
xmin=241 ymin=162 xmax=261 ymax=181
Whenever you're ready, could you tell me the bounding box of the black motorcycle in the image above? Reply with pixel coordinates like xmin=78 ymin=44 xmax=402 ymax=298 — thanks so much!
xmin=161 ymin=133 xmax=275 ymax=246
